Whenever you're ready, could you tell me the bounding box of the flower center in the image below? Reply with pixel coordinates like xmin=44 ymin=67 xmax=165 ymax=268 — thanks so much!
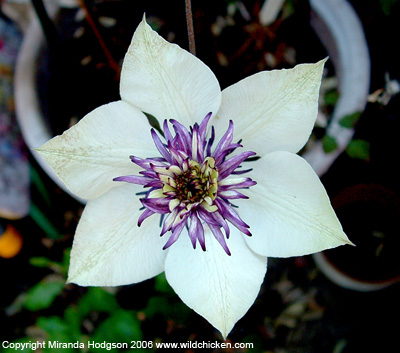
xmin=114 ymin=113 xmax=257 ymax=255
xmin=163 ymin=157 xmax=218 ymax=206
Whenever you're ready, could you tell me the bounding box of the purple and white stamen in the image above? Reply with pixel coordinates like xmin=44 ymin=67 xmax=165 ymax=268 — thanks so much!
xmin=114 ymin=113 xmax=257 ymax=255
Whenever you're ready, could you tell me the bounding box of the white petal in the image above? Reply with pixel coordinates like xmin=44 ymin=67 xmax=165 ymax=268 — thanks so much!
xmin=240 ymin=151 xmax=353 ymax=257
xmin=120 ymin=17 xmax=221 ymax=127
xmin=164 ymin=229 xmax=267 ymax=338
xmin=213 ymin=59 xmax=326 ymax=155
xmin=68 ymin=184 xmax=167 ymax=286
xmin=36 ymin=101 xmax=157 ymax=200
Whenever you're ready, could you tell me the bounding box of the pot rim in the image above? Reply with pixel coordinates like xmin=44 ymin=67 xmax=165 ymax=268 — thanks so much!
xmin=313 ymin=251 xmax=400 ymax=292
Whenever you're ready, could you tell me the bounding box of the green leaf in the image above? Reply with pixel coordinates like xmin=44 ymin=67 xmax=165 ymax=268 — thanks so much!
xmin=322 ymin=134 xmax=338 ymax=153
xmin=30 ymin=203 xmax=62 ymax=239
xmin=37 ymin=317 xmax=78 ymax=353
xmin=29 ymin=256 xmax=52 ymax=268
xmin=30 ymin=164 xmax=52 ymax=207
xmin=23 ymin=277 xmax=64 ymax=311
xmin=91 ymin=310 xmax=142 ymax=350
xmin=60 ymin=248 xmax=71 ymax=277
xmin=77 ymin=287 xmax=119 ymax=316
xmin=30 ymin=249 xmax=70 ymax=276
xmin=346 ymin=139 xmax=370 ymax=160
xmin=324 ymin=89 xmax=340 ymax=107
xmin=144 ymin=112 xmax=162 ymax=134
xmin=37 ymin=316 xmax=69 ymax=336
xmin=379 ymin=0 xmax=399 ymax=15
xmin=143 ymin=296 xmax=170 ymax=319
xmin=64 ymin=306 xmax=84 ymax=341
xmin=338 ymin=111 xmax=362 ymax=129
xmin=154 ymin=272 xmax=173 ymax=294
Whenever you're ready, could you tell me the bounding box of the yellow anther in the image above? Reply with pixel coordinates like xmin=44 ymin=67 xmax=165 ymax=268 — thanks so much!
xmin=148 ymin=188 xmax=166 ymax=199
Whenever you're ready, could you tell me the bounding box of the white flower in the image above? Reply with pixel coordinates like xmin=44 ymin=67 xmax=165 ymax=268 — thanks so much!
xmin=37 ymin=17 xmax=352 ymax=338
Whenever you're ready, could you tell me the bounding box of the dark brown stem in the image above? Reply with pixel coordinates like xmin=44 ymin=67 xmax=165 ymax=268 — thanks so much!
xmin=78 ymin=0 xmax=120 ymax=79
xmin=185 ymin=0 xmax=196 ymax=55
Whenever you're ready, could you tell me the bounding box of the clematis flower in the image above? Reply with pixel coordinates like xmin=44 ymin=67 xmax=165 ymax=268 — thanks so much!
xmin=37 ymin=18 xmax=352 ymax=338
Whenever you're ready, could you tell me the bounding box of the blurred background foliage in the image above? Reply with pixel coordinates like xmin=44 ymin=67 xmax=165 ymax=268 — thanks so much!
xmin=1 ymin=0 xmax=400 ymax=352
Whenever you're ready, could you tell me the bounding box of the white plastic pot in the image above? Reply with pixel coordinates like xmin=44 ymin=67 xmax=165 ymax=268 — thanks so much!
xmin=304 ymin=0 xmax=370 ymax=175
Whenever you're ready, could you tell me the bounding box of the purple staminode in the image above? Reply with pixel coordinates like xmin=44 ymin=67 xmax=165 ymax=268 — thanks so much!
xmin=114 ymin=113 xmax=256 ymax=255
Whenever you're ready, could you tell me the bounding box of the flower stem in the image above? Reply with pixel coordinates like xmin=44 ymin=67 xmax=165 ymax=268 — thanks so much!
xmin=185 ymin=0 xmax=196 ymax=56
xmin=78 ymin=0 xmax=121 ymax=79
